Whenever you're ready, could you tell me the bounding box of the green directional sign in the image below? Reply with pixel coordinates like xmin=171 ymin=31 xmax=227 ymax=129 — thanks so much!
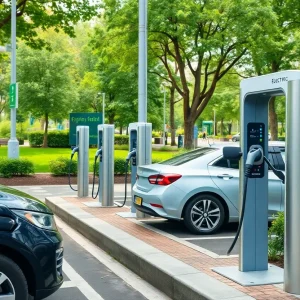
xmin=69 ymin=113 xmax=103 ymax=146
xmin=9 ymin=83 xmax=18 ymax=108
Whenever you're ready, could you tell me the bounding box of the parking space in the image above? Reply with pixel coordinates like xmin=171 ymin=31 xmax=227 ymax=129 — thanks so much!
xmin=137 ymin=219 xmax=239 ymax=256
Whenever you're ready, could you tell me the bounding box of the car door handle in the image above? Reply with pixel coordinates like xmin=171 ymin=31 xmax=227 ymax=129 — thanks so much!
xmin=217 ymin=174 xmax=233 ymax=180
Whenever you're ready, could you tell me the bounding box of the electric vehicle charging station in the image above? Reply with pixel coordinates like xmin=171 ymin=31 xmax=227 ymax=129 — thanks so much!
xmin=69 ymin=126 xmax=89 ymax=198
xmin=117 ymin=122 xmax=152 ymax=218
xmin=213 ymin=70 xmax=300 ymax=294
xmin=84 ymin=124 xmax=115 ymax=207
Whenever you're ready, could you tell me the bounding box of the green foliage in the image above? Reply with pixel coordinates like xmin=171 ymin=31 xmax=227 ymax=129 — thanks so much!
xmin=0 ymin=1 xmax=100 ymax=48
xmin=29 ymin=131 xmax=70 ymax=148
xmin=152 ymin=131 xmax=161 ymax=138
xmin=28 ymin=131 xmax=44 ymax=147
xmin=114 ymin=135 xmax=129 ymax=145
xmin=0 ymin=158 xmax=34 ymax=178
xmin=0 ymin=120 xmax=10 ymax=138
xmin=268 ymin=212 xmax=284 ymax=260
xmin=48 ymin=131 xmax=70 ymax=148
xmin=49 ymin=157 xmax=77 ymax=176
xmin=17 ymin=42 xmax=78 ymax=147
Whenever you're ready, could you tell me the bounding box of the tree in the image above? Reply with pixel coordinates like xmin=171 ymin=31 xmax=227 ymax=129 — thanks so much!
xmin=0 ymin=0 xmax=100 ymax=48
xmin=17 ymin=44 xmax=77 ymax=147
xmin=0 ymin=54 xmax=9 ymax=118
xmin=248 ymin=1 xmax=300 ymax=140
xmin=103 ymin=0 xmax=277 ymax=148
xmin=89 ymin=21 xmax=162 ymax=130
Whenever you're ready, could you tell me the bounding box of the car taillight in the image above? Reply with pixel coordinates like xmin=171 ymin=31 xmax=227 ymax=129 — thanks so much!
xmin=148 ymin=174 xmax=182 ymax=185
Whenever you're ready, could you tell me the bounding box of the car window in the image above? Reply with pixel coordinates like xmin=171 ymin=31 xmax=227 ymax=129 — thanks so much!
xmin=159 ymin=147 xmax=218 ymax=166
xmin=212 ymin=157 xmax=239 ymax=169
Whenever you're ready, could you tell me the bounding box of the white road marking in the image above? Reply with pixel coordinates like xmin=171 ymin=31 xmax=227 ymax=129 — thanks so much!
xmin=63 ymin=259 xmax=104 ymax=300
xmin=56 ymin=217 xmax=170 ymax=300
xmin=129 ymin=218 xmax=237 ymax=259
xmin=61 ymin=281 xmax=76 ymax=289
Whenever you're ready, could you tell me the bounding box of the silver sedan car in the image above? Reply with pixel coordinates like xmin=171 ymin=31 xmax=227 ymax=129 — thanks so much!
xmin=133 ymin=146 xmax=285 ymax=234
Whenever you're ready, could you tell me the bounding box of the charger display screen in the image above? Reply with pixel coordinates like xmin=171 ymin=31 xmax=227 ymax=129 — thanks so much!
xmin=247 ymin=123 xmax=265 ymax=178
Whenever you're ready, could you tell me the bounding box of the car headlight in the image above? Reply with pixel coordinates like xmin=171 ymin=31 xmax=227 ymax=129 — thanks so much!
xmin=12 ymin=210 xmax=57 ymax=231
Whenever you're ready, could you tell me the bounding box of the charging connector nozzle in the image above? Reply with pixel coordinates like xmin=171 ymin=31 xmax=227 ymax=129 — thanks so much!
xmin=71 ymin=146 xmax=79 ymax=159
xmin=126 ymin=149 xmax=136 ymax=162
xmin=95 ymin=148 xmax=102 ymax=159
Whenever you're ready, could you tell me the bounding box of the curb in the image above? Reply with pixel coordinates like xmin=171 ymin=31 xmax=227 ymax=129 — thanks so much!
xmin=46 ymin=196 xmax=254 ymax=300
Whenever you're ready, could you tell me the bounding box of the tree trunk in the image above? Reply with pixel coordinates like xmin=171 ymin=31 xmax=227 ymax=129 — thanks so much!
xmin=220 ymin=118 xmax=224 ymax=136
xmin=42 ymin=113 xmax=49 ymax=148
xmin=228 ymin=122 xmax=232 ymax=135
xmin=269 ymin=96 xmax=278 ymax=141
xmin=184 ymin=119 xmax=194 ymax=149
xmin=169 ymin=85 xmax=176 ymax=146
xmin=40 ymin=118 xmax=45 ymax=130
xmin=119 ymin=126 xmax=122 ymax=135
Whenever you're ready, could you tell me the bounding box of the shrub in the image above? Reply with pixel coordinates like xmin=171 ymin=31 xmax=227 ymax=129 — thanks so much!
xmin=49 ymin=156 xmax=77 ymax=176
xmin=29 ymin=131 xmax=70 ymax=148
xmin=48 ymin=131 xmax=70 ymax=148
xmin=268 ymin=212 xmax=284 ymax=260
xmin=152 ymin=131 xmax=161 ymax=138
xmin=0 ymin=158 xmax=34 ymax=178
xmin=28 ymin=131 xmax=44 ymax=147
xmin=114 ymin=135 xmax=129 ymax=145
xmin=0 ymin=120 xmax=11 ymax=138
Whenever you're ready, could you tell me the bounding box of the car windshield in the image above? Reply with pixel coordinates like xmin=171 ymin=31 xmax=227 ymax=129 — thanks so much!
xmin=159 ymin=147 xmax=218 ymax=166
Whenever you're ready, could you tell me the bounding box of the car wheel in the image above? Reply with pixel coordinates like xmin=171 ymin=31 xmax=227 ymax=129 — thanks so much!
xmin=0 ymin=254 xmax=29 ymax=300
xmin=232 ymin=137 xmax=237 ymax=142
xmin=183 ymin=194 xmax=225 ymax=234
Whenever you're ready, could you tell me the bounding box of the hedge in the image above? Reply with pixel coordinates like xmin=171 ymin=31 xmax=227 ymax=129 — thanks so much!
xmin=29 ymin=131 xmax=129 ymax=147
xmin=114 ymin=135 xmax=129 ymax=145
xmin=0 ymin=158 xmax=34 ymax=178
xmin=49 ymin=156 xmax=77 ymax=176
xmin=49 ymin=157 xmax=161 ymax=176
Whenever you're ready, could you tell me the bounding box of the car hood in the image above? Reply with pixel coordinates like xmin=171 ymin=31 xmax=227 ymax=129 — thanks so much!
xmin=0 ymin=185 xmax=52 ymax=214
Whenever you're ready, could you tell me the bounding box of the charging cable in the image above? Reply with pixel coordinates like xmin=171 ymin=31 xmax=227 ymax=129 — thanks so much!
xmin=116 ymin=149 xmax=136 ymax=208
xmin=227 ymin=146 xmax=263 ymax=255
xmin=68 ymin=146 xmax=79 ymax=192
xmin=91 ymin=149 xmax=102 ymax=199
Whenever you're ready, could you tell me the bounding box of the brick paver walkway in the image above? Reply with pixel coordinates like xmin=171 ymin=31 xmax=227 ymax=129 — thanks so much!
xmin=63 ymin=197 xmax=297 ymax=300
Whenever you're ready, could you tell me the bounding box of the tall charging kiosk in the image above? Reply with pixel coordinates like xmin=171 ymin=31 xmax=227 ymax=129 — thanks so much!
xmin=76 ymin=126 xmax=89 ymax=198
xmin=118 ymin=122 xmax=152 ymax=218
xmin=84 ymin=124 xmax=115 ymax=207
xmin=213 ymin=70 xmax=300 ymax=294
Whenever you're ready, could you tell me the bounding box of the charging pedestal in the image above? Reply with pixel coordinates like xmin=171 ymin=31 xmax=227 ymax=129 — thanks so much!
xmin=84 ymin=124 xmax=115 ymax=207
xmin=213 ymin=70 xmax=300 ymax=294
xmin=118 ymin=122 xmax=152 ymax=218
xmin=77 ymin=126 xmax=89 ymax=198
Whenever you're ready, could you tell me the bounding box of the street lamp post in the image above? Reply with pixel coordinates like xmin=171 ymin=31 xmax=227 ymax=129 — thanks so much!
xmin=163 ymin=84 xmax=166 ymax=145
xmin=8 ymin=0 xmax=19 ymax=158
xmin=102 ymin=93 xmax=105 ymax=124
xmin=213 ymin=109 xmax=216 ymax=137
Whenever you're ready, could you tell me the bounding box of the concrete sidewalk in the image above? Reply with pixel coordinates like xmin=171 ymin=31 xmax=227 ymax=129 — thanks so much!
xmin=46 ymin=195 xmax=296 ymax=300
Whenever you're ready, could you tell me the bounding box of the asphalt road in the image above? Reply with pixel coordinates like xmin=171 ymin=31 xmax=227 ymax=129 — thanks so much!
xmin=46 ymin=217 xmax=169 ymax=300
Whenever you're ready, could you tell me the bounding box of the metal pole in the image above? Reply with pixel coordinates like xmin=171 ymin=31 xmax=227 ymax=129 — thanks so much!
xmin=138 ymin=0 xmax=147 ymax=122
xmin=213 ymin=109 xmax=216 ymax=136
xmin=102 ymin=93 xmax=105 ymax=124
xmin=285 ymin=80 xmax=300 ymax=294
xmin=8 ymin=0 xmax=19 ymax=158
xmin=163 ymin=85 xmax=166 ymax=145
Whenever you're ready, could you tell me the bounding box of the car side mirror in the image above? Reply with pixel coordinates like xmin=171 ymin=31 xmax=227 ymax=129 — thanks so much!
xmin=223 ymin=147 xmax=242 ymax=160
xmin=0 ymin=217 xmax=15 ymax=231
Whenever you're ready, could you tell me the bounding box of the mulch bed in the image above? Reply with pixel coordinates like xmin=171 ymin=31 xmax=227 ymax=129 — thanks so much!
xmin=0 ymin=174 xmax=128 ymax=186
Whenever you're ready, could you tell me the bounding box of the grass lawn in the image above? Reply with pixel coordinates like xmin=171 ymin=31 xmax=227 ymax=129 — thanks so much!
xmin=0 ymin=146 xmax=177 ymax=173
